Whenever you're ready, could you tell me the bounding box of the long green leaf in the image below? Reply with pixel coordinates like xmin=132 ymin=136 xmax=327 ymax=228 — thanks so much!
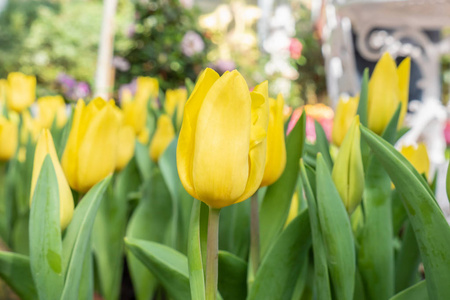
xmin=60 ymin=175 xmax=111 ymax=300
xmin=390 ymin=280 xmax=428 ymax=300
xmin=395 ymin=221 xmax=421 ymax=292
xmin=187 ymin=200 xmax=205 ymax=300
xmin=248 ymin=210 xmax=311 ymax=300
xmin=218 ymin=251 xmax=247 ymax=300
xmin=299 ymin=160 xmax=331 ymax=300
xmin=260 ymin=113 xmax=306 ymax=257
xmin=29 ymin=156 xmax=63 ymax=300
xmin=124 ymin=238 xmax=191 ymax=300
xmin=361 ymin=125 xmax=450 ymax=299
xmin=314 ymin=120 xmax=333 ymax=170
xmin=316 ymin=154 xmax=355 ymax=300
xmin=0 ymin=251 xmax=37 ymax=300
xmin=126 ymin=168 xmax=172 ymax=300
xmin=356 ymin=68 xmax=369 ymax=127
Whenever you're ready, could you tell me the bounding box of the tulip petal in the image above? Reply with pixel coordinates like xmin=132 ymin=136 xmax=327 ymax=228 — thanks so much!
xmin=76 ymin=104 xmax=120 ymax=192
xmin=177 ymin=68 xmax=220 ymax=199
xmin=397 ymin=57 xmax=410 ymax=127
xmin=192 ymin=71 xmax=251 ymax=207
xmin=62 ymin=99 xmax=85 ymax=191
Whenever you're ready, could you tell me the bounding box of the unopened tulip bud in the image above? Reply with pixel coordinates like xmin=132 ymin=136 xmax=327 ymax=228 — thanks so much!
xmin=332 ymin=95 xmax=359 ymax=147
xmin=332 ymin=116 xmax=364 ymax=214
xmin=6 ymin=72 xmax=36 ymax=113
xmin=149 ymin=114 xmax=175 ymax=162
xmin=0 ymin=116 xmax=18 ymax=161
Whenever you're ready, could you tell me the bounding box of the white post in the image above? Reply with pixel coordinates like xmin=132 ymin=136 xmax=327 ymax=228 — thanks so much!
xmin=94 ymin=0 xmax=118 ymax=99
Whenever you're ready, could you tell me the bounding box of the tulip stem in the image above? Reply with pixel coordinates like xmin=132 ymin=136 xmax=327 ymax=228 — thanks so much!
xmin=205 ymin=206 xmax=221 ymax=300
xmin=250 ymin=192 xmax=260 ymax=275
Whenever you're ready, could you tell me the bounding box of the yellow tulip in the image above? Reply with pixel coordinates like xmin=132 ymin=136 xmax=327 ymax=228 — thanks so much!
xmin=20 ymin=111 xmax=41 ymax=144
xmin=37 ymin=95 xmax=68 ymax=129
xmin=177 ymin=68 xmax=269 ymax=208
xmin=285 ymin=192 xmax=299 ymax=226
xmin=332 ymin=95 xmax=359 ymax=146
xmin=149 ymin=114 xmax=175 ymax=162
xmin=0 ymin=116 xmax=18 ymax=161
xmin=31 ymin=129 xmax=74 ymax=230
xmin=62 ymin=98 xmax=121 ymax=193
xmin=135 ymin=76 xmax=159 ymax=104
xmin=260 ymin=93 xmax=286 ymax=187
xmin=368 ymin=53 xmax=410 ymax=134
xmin=137 ymin=127 xmax=150 ymax=145
xmin=116 ymin=125 xmax=136 ymax=171
xmin=332 ymin=116 xmax=364 ymax=214
xmin=400 ymin=143 xmax=430 ymax=180
xmin=165 ymin=88 xmax=187 ymax=127
xmin=6 ymin=72 xmax=36 ymax=113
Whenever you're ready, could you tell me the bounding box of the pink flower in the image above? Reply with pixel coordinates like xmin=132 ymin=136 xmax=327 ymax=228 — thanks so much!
xmin=444 ymin=120 xmax=450 ymax=145
xmin=181 ymin=31 xmax=205 ymax=57
xmin=287 ymin=104 xmax=334 ymax=143
xmin=289 ymin=38 xmax=303 ymax=60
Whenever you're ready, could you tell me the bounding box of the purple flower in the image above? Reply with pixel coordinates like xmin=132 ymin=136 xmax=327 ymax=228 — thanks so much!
xmin=209 ymin=59 xmax=236 ymax=74
xmin=113 ymin=56 xmax=131 ymax=72
xmin=181 ymin=31 xmax=205 ymax=57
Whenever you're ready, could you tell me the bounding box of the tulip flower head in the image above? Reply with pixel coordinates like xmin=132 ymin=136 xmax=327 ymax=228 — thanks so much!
xmin=6 ymin=72 xmax=36 ymax=113
xmin=116 ymin=125 xmax=136 ymax=171
xmin=368 ymin=53 xmax=410 ymax=134
xmin=332 ymin=116 xmax=364 ymax=214
xmin=31 ymin=129 xmax=74 ymax=230
xmin=165 ymin=88 xmax=188 ymax=127
xmin=0 ymin=116 xmax=18 ymax=161
xmin=62 ymin=98 xmax=121 ymax=193
xmin=332 ymin=95 xmax=359 ymax=147
xmin=36 ymin=95 xmax=68 ymax=128
xmin=177 ymin=68 xmax=269 ymax=208
xmin=400 ymin=143 xmax=430 ymax=180
xmin=260 ymin=93 xmax=286 ymax=187
xmin=149 ymin=114 xmax=175 ymax=162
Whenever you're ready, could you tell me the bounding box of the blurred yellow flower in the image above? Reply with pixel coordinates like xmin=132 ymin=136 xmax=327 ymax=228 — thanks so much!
xmin=116 ymin=125 xmax=136 ymax=171
xmin=332 ymin=116 xmax=364 ymax=214
xmin=165 ymin=88 xmax=187 ymax=127
xmin=31 ymin=129 xmax=74 ymax=230
xmin=6 ymin=72 xmax=36 ymax=113
xmin=400 ymin=143 xmax=430 ymax=180
xmin=135 ymin=76 xmax=159 ymax=104
xmin=260 ymin=93 xmax=286 ymax=187
xmin=368 ymin=53 xmax=410 ymax=134
xmin=37 ymin=95 xmax=68 ymax=129
xmin=62 ymin=98 xmax=121 ymax=193
xmin=137 ymin=127 xmax=150 ymax=145
xmin=177 ymin=69 xmax=269 ymax=208
xmin=149 ymin=114 xmax=175 ymax=162
xmin=0 ymin=116 xmax=18 ymax=161
xmin=332 ymin=95 xmax=359 ymax=147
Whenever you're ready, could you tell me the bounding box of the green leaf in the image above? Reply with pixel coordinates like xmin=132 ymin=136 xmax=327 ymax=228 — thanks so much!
xmin=187 ymin=200 xmax=205 ymax=300
xmin=248 ymin=210 xmax=311 ymax=300
xmin=300 ymin=160 xmax=331 ymax=300
xmin=260 ymin=112 xmax=306 ymax=257
xmin=218 ymin=251 xmax=247 ymax=300
xmin=314 ymin=120 xmax=333 ymax=170
xmin=124 ymin=238 xmax=191 ymax=300
xmin=357 ymin=68 xmax=369 ymax=127
xmin=395 ymin=222 xmax=421 ymax=293
xmin=390 ymin=280 xmax=428 ymax=300
xmin=126 ymin=168 xmax=172 ymax=300
xmin=93 ymin=159 xmax=140 ymax=300
xmin=29 ymin=156 xmax=63 ymax=300
xmin=316 ymin=154 xmax=355 ymax=300
xmin=60 ymin=175 xmax=111 ymax=300
xmin=0 ymin=251 xmax=37 ymax=300
xmin=135 ymin=141 xmax=154 ymax=181
xmin=361 ymin=126 xmax=450 ymax=299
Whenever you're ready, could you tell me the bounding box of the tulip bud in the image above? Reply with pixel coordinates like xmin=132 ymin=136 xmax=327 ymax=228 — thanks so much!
xmin=399 ymin=143 xmax=430 ymax=180
xmin=31 ymin=129 xmax=74 ymax=230
xmin=260 ymin=93 xmax=286 ymax=187
xmin=332 ymin=95 xmax=359 ymax=146
xmin=149 ymin=114 xmax=175 ymax=162
xmin=116 ymin=125 xmax=136 ymax=171
xmin=368 ymin=53 xmax=410 ymax=134
xmin=332 ymin=116 xmax=364 ymax=214
xmin=135 ymin=76 xmax=159 ymax=103
xmin=6 ymin=72 xmax=36 ymax=113
xmin=0 ymin=116 xmax=18 ymax=161
xmin=36 ymin=95 xmax=68 ymax=129
xmin=165 ymin=88 xmax=187 ymax=127
xmin=62 ymin=98 xmax=121 ymax=193
xmin=122 ymin=96 xmax=147 ymax=136
xmin=285 ymin=192 xmax=299 ymax=226
xmin=137 ymin=127 xmax=150 ymax=145
xmin=177 ymin=69 xmax=269 ymax=208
